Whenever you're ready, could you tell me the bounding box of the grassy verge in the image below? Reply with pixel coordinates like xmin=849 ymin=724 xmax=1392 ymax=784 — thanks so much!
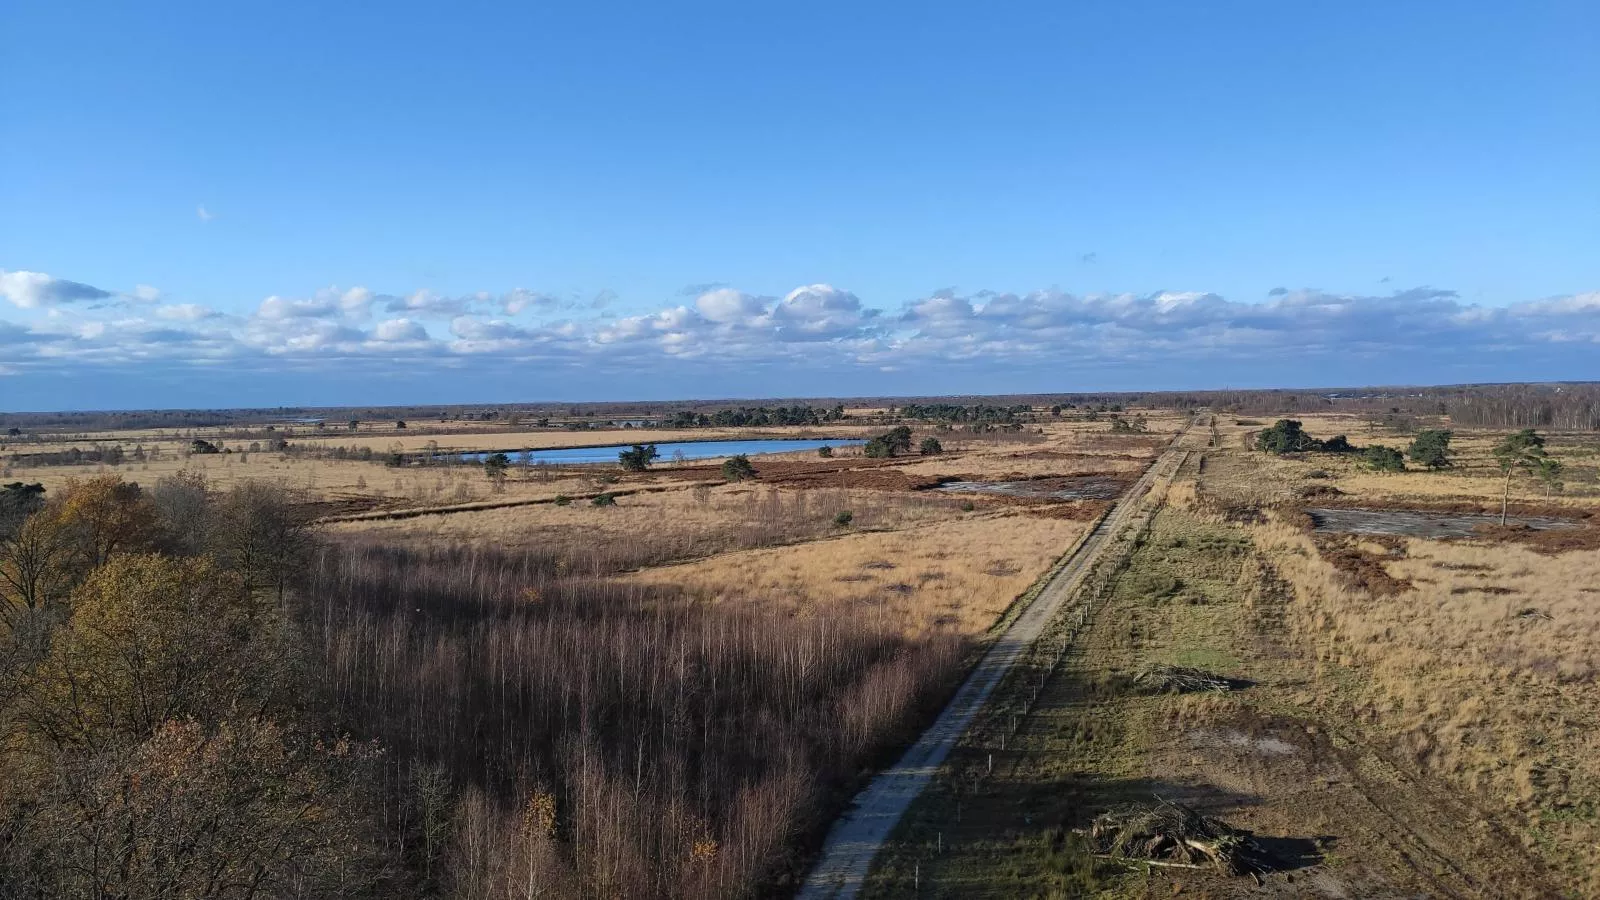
xmin=860 ymin=498 xmax=1508 ymax=898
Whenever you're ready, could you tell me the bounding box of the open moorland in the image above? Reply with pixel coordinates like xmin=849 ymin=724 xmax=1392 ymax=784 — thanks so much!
xmin=866 ymin=403 xmax=1600 ymax=899
xmin=0 ymin=398 xmax=1178 ymax=897
xmin=4 ymin=385 xmax=1599 ymax=898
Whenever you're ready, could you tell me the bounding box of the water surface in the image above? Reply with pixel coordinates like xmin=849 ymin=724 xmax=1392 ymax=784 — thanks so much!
xmin=1306 ymin=507 xmax=1579 ymax=539
xmin=459 ymin=438 xmax=864 ymax=465
xmin=936 ymin=476 xmax=1124 ymax=501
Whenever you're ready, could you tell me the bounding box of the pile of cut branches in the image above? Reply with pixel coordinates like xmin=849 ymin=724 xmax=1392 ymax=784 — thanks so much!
xmin=1083 ymin=801 xmax=1268 ymax=876
xmin=1134 ymin=664 xmax=1232 ymax=694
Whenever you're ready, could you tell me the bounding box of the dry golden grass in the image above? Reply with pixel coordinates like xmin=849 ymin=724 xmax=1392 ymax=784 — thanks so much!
xmin=1249 ymin=516 xmax=1600 ymax=889
xmin=3 ymin=425 xmax=880 ymax=502
xmin=5 ymin=417 xmax=1174 ymax=523
xmin=1176 ymin=434 xmax=1600 ymax=889
xmin=328 ymin=483 xmax=971 ymax=566
xmin=1337 ymin=428 xmax=1600 ymax=507
xmin=5 ymin=451 xmax=408 ymax=496
xmin=1196 ymin=421 xmax=1600 ymax=511
xmin=9 ymin=413 xmax=1151 ymax=642
xmin=0 ymin=452 xmax=656 ymax=512
xmin=889 ymin=417 xmax=1174 ymax=482
xmin=624 ymin=513 xmax=1089 ymax=636
xmin=907 ymin=459 xmax=1106 ymax=483
xmin=897 ymin=453 xmax=1145 ymax=481
xmin=1190 ymin=448 xmax=1306 ymax=506
xmin=45 ymin=417 xmax=523 ymax=443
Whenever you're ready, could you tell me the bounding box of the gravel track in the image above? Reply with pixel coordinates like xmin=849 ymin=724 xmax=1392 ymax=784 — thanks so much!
xmin=797 ymin=431 xmax=1194 ymax=898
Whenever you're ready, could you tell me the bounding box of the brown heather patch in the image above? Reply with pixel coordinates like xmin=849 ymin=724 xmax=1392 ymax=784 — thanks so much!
xmin=759 ymin=465 xmax=951 ymax=492
xmin=976 ymin=472 xmax=1134 ymax=491
xmin=1433 ymin=561 xmax=1492 ymax=572
xmin=1296 ymin=483 xmax=1344 ymax=500
xmin=994 ymin=449 xmax=1149 ymax=463
xmin=1472 ymin=522 xmax=1600 ymax=554
xmin=299 ymin=492 xmax=420 ymax=519
xmin=656 ymin=455 xmax=909 ymax=484
xmin=1312 ymin=534 xmax=1413 ymax=597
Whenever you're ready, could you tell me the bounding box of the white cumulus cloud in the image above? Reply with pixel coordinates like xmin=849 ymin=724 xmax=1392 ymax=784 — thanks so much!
xmin=5 ymin=273 xmax=1600 ymax=388
xmin=0 ymin=270 xmax=113 ymax=309
xmin=373 ymin=318 xmax=430 ymax=342
xmin=154 ymin=303 xmax=219 ymax=322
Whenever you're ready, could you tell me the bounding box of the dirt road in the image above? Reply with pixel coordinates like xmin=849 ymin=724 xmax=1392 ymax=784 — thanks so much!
xmin=797 ymin=427 xmax=1197 ymax=899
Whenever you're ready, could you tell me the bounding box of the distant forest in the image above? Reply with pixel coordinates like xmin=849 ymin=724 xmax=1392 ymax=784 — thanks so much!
xmin=4 ymin=382 xmax=1599 ymax=434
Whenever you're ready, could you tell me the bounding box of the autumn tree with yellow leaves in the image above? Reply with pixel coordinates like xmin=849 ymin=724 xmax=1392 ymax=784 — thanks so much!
xmin=1 ymin=475 xmax=161 ymax=627
xmin=15 ymin=554 xmax=296 ymax=752
xmin=0 ymin=476 xmax=387 ymax=898
xmin=54 ymin=474 xmax=160 ymax=569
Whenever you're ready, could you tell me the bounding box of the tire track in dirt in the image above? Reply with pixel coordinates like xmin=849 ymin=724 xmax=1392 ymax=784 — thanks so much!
xmin=1321 ymin=723 xmax=1559 ymax=899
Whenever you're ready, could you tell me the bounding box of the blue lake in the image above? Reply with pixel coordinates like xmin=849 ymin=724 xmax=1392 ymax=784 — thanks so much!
xmin=459 ymin=438 xmax=865 ymax=465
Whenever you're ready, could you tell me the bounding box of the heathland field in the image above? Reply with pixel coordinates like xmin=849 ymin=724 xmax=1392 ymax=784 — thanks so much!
xmin=0 ymin=403 xmax=1173 ymax=897
xmin=867 ymin=413 xmax=1600 ymax=899
xmin=5 ymin=398 xmax=1599 ymax=898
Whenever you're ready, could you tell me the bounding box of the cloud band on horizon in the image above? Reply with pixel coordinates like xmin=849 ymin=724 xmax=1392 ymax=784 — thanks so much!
xmin=2 ymin=268 xmax=1597 ymax=404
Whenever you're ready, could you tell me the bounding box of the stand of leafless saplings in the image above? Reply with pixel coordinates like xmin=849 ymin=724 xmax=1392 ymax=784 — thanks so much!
xmin=0 ymin=473 xmax=972 ymax=899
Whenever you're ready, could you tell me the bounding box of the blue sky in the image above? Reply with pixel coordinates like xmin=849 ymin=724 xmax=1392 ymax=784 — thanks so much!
xmin=2 ymin=1 xmax=1597 ymax=409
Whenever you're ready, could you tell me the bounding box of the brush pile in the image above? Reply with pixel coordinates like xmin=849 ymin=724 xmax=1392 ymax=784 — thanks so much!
xmin=1134 ymin=664 xmax=1232 ymax=694
xmin=1084 ymin=801 xmax=1268 ymax=875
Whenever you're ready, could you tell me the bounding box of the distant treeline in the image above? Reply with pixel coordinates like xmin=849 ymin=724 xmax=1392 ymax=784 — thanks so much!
xmin=896 ymin=403 xmax=1032 ymax=423
xmin=6 ymin=444 xmax=156 ymax=468
xmin=7 ymin=383 xmax=1599 ymax=435
xmin=7 ymin=439 xmax=296 ymax=469
xmin=1428 ymin=386 xmax=1600 ymax=431
xmin=1207 ymin=384 xmax=1600 ymax=431
xmin=665 ymin=404 xmax=848 ymax=428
